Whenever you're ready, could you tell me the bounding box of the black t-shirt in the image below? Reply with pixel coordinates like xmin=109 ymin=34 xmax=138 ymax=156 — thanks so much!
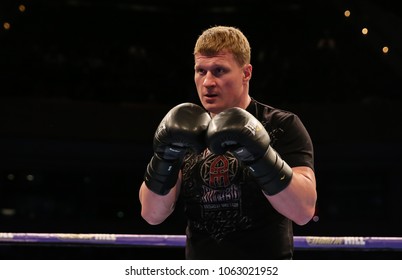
xmin=180 ymin=98 xmax=314 ymax=259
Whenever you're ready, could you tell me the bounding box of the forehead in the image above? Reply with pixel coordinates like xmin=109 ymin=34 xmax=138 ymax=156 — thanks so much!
xmin=194 ymin=51 xmax=236 ymax=67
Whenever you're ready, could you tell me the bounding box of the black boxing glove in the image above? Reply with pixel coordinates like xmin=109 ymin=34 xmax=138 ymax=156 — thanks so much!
xmin=144 ymin=103 xmax=211 ymax=195
xmin=206 ymin=107 xmax=292 ymax=196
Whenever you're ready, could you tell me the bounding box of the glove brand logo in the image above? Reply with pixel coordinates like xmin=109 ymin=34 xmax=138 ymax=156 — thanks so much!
xmin=168 ymin=147 xmax=182 ymax=154
xmin=200 ymin=154 xmax=238 ymax=189
xmin=244 ymin=119 xmax=260 ymax=136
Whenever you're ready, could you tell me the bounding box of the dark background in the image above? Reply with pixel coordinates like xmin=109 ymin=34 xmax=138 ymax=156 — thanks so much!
xmin=1 ymin=0 xmax=402 ymax=259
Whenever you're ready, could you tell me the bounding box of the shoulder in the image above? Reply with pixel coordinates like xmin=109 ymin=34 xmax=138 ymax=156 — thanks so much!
xmin=247 ymin=98 xmax=304 ymax=134
xmin=247 ymin=98 xmax=314 ymax=169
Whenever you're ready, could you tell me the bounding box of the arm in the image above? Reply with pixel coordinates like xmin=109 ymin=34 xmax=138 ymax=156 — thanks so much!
xmin=207 ymin=107 xmax=317 ymax=225
xmin=266 ymin=166 xmax=316 ymax=225
xmin=139 ymin=171 xmax=182 ymax=225
xmin=138 ymin=103 xmax=210 ymax=225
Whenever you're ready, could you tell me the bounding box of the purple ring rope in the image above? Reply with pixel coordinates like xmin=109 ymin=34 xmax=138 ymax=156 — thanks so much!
xmin=1 ymin=232 xmax=402 ymax=250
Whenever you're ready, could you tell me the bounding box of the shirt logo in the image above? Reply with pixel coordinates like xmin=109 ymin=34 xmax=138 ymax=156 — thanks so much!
xmin=200 ymin=154 xmax=238 ymax=189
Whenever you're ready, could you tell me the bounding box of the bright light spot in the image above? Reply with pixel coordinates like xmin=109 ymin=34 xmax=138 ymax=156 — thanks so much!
xmin=3 ymin=22 xmax=11 ymax=30
xmin=26 ymin=174 xmax=34 ymax=181
xmin=19 ymin=4 xmax=26 ymax=12
xmin=1 ymin=208 xmax=16 ymax=216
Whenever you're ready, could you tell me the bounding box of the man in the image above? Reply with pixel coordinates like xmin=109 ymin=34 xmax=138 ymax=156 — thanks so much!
xmin=139 ymin=26 xmax=317 ymax=259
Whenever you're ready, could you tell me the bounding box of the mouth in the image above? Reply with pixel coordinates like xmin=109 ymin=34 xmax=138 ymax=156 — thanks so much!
xmin=204 ymin=93 xmax=218 ymax=98
xmin=203 ymin=93 xmax=218 ymax=103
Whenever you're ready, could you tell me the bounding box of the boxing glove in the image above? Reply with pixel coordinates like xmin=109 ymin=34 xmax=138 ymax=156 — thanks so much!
xmin=144 ymin=103 xmax=211 ymax=195
xmin=206 ymin=107 xmax=292 ymax=195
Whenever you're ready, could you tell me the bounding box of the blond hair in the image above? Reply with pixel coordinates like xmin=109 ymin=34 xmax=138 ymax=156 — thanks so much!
xmin=194 ymin=26 xmax=251 ymax=67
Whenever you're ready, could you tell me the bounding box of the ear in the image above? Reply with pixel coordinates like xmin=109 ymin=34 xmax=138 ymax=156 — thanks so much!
xmin=243 ymin=64 xmax=252 ymax=82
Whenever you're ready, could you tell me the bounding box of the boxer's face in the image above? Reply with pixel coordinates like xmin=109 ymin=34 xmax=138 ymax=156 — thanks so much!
xmin=194 ymin=50 xmax=252 ymax=117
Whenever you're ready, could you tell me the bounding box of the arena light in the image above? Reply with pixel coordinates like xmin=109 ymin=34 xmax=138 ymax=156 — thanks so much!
xmin=3 ymin=22 xmax=11 ymax=30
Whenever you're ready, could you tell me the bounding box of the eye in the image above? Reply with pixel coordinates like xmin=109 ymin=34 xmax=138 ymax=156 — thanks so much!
xmin=213 ymin=67 xmax=227 ymax=76
xmin=195 ymin=68 xmax=206 ymax=75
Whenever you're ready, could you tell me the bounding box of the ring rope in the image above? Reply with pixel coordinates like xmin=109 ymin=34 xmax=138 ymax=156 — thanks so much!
xmin=1 ymin=232 xmax=402 ymax=250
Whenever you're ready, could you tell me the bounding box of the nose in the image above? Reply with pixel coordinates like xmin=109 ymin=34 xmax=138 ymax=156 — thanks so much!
xmin=203 ymin=71 xmax=216 ymax=87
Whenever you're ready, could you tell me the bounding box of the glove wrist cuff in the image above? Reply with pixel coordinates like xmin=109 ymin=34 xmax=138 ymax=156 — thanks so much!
xmin=247 ymin=147 xmax=293 ymax=196
xmin=144 ymin=154 xmax=182 ymax=195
